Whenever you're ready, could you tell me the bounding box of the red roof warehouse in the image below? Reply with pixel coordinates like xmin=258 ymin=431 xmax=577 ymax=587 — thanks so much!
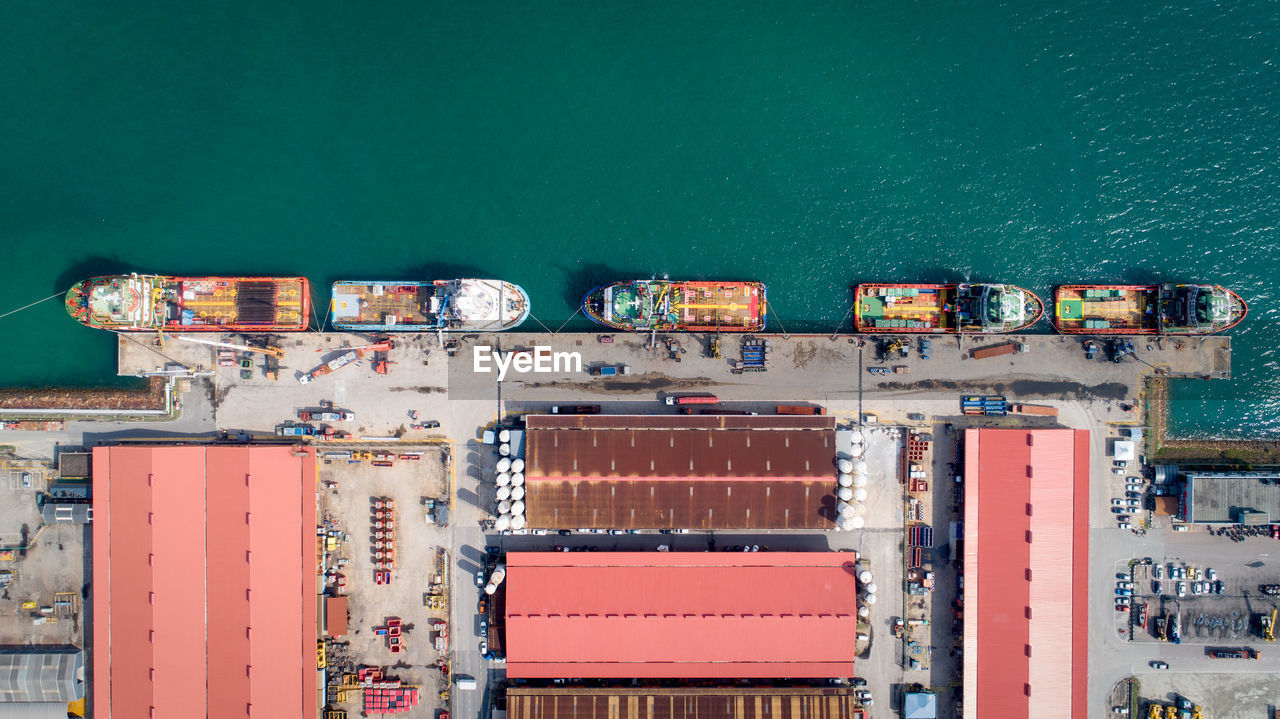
xmin=91 ymin=445 xmax=319 ymax=719
xmin=503 ymin=552 xmax=858 ymax=679
xmin=962 ymin=429 xmax=1089 ymax=719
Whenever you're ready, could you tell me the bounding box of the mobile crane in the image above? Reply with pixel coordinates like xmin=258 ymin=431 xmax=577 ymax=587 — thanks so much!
xmin=299 ymin=339 xmax=393 ymax=384
xmin=1264 ymin=607 xmax=1277 ymax=642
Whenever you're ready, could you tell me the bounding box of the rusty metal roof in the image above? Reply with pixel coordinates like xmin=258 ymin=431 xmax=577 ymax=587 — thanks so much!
xmin=523 ymin=415 xmax=837 ymax=529
xmin=525 ymin=480 xmax=833 ymax=529
xmin=508 ymin=687 xmax=865 ymax=719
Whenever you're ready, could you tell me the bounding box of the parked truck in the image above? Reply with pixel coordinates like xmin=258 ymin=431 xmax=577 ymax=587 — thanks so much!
xmin=970 ymin=341 xmax=1027 ymax=360
xmin=1009 ymin=403 xmax=1058 ymax=417
xmin=776 ymin=405 xmax=827 ymax=415
xmin=592 ymin=364 xmax=631 ymax=377
xmin=665 ymin=394 xmax=718 ymax=406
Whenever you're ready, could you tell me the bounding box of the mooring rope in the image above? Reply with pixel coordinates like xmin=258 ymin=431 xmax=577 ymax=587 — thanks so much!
xmin=830 ymin=299 xmax=857 ymax=340
xmin=0 ymin=290 xmax=67 ymax=321
xmin=766 ymin=299 xmax=789 ymax=339
xmin=551 ymin=306 xmax=583 ymax=334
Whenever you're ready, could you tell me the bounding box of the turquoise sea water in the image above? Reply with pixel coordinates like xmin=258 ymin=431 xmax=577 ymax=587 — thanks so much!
xmin=1 ymin=1 xmax=1276 ymax=436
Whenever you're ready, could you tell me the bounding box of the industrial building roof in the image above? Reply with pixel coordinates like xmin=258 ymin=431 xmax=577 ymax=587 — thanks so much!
xmin=523 ymin=415 xmax=836 ymax=529
xmin=0 ymin=649 xmax=83 ymax=703
xmin=1183 ymin=472 xmax=1280 ymax=523
xmin=507 ymin=687 xmax=865 ymax=719
xmin=325 ymin=596 xmax=349 ymax=637
xmin=962 ymin=429 xmax=1089 ymax=719
xmin=503 ymin=552 xmax=858 ymax=679
xmin=91 ymin=445 xmax=319 ymax=719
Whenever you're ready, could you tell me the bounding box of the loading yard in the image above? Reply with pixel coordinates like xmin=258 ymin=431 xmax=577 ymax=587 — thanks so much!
xmin=318 ymin=448 xmax=452 ymax=718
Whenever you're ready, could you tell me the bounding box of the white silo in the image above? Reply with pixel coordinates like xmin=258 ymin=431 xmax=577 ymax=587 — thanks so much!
xmin=496 ymin=457 xmax=512 ymax=473
xmin=511 ymin=486 xmax=526 ymax=500
xmin=838 ymin=473 xmax=853 ymax=487
xmin=511 ymin=515 xmax=527 ymax=530
xmin=511 ymin=472 xmax=525 ymax=486
xmin=499 ymin=443 xmax=510 ymax=456
xmin=498 ymin=500 xmax=512 ymax=515
xmin=511 ymin=458 xmax=525 ymax=473
xmin=496 ymin=486 xmax=511 ymax=501
xmin=837 ymin=487 xmax=854 ymax=501
xmin=499 ymin=429 xmax=511 ymax=443
xmin=852 ymin=487 xmax=868 ymax=502
xmin=497 ymin=472 xmax=511 ymax=487
xmin=495 ymin=514 xmax=512 ymax=531
xmin=837 ymin=459 xmax=853 ymax=473
xmin=850 ymin=515 xmax=865 ymax=529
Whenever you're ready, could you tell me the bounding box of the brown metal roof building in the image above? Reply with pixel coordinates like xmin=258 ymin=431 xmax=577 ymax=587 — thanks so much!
xmin=507 ymin=687 xmax=865 ymax=719
xmin=522 ymin=415 xmax=837 ymax=529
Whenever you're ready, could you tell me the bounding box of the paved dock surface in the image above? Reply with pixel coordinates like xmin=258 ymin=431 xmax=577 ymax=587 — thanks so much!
xmin=113 ymin=331 xmax=1228 ymax=437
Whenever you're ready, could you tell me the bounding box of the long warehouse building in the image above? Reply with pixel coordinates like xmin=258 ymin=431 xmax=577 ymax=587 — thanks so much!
xmin=962 ymin=429 xmax=1089 ymax=719
xmin=502 ymin=552 xmax=858 ymax=679
xmin=507 ymin=687 xmax=866 ymax=719
xmin=522 ymin=414 xmax=837 ymax=529
xmin=91 ymin=445 xmax=320 ymax=719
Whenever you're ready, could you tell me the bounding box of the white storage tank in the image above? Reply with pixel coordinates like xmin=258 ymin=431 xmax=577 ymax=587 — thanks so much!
xmin=511 ymin=458 xmax=525 ymax=473
xmin=499 ymin=443 xmax=511 ymax=457
xmin=837 ymin=459 xmax=853 ymax=473
xmin=862 ymin=592 xmax=877 ymax=605
xmin=497 ymin=472 xmax=511 ymax=487
xmin=837 ymin=487 xmax=854 ymax=501
xmin=496 ymin=486 xmax=511 ymax=501
xmin=852 ymin=487 xmax=868 ymax=502
xmin=852 ymin=474 xmax=868 ymax=488
xmin=511 ymin=515 xmax=527 ymax=530
xmin=852 ymin=459 xmax=868 ymax=474
xmin=840 ymin=503 xmax=856 ymax=519
xmin=494 ymin=514 xmax=512 ymax=531
xmin=496 ymin=458 xmax=512 ymax=473
xmin=511 ymin=500 xmax=526 ymax=515
xmin=485 ymin=583 xmax=498 ymax=595
xmin=858 ymin=569 xmax=872 ymax=583
xmin=497 ymin=500 xmax=512 ymax=515
xmin=838 ymin=473 xmax=853 ymax=487
xmin=865 ymin=582 xmax=878 ymax=594
xmin=858 ymin=605 xmax=870 ymax=618
xmin=511 ymin=486 xmax=526 ymax=500
xmin=511 ymin=472 xmax=525 ymax=486
xmin=499 ymin=429 xmax=511 ymax=443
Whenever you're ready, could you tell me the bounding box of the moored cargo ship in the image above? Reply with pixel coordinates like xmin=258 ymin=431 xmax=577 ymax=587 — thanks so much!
xmin=1053 ymin=283 xmax=1247 ymax=335
xmin=329 ymin=280 xmax=530 ymax=331
xmin=852 ymin=283 xmax=1043 ymax=333
xmin=64 ymin=274 xmax=309 ymax=331
xmin=582 ymin=280 xmax=766 ymax=332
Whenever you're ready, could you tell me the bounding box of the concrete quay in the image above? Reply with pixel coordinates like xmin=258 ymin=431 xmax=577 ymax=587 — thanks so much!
xmin=112 ymin=330 xmax=1229 ymax=437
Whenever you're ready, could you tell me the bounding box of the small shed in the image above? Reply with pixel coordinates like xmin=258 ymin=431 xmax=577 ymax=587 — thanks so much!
xmin=902 ymin=692 xmax=937 ymax=719
xmin=1113 ymin=441 xmax=1135 ymax=461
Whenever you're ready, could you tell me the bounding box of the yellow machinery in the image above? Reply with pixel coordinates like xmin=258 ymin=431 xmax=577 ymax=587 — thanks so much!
xmin=1192 ymin=706 xmax=1203 ymax=719
xmin=1148 ymin=704 xmax=1162 ymax=719
xmin=1165 ymin=706 xmax=1178 ymax=719
xmin=1264 ymin=608 xmax=1277 ymax=642
xmin=177 ymin=335 xmax=285 ymax=358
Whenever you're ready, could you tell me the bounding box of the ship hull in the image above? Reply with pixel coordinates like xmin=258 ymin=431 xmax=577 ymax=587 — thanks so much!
xmin=852 ymin=283 xmax=1044 ymax=334
xmin=65 ymin=274 xmax=310 ymax=332
xmin=329 ymin=280 xmax=530 ymax=332
xmin=1053 ymin=284 xmax=1247 ymax=335
xmin=582 ymin=280 xmax=766 ymax=332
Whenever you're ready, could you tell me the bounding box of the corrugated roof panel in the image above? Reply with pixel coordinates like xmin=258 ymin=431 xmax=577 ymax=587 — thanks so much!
xmin=961 ymin=430 xmax=1089 ymax=719
xmin=524 ymin=480 xmax=832 ymax=529
xmin=206 ymin=447 xmax=253 ymax=718
xmin=504 ymin=553 xmax=857 ymax=679
xmin=91 ymin=446 xmax=318 ymax=719
xmin=150 ymin=447 xmax=209 ymax=714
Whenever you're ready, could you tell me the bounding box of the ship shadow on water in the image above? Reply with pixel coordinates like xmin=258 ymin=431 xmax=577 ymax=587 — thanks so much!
xmin=53 ymin=256 xmax=133 ymax=294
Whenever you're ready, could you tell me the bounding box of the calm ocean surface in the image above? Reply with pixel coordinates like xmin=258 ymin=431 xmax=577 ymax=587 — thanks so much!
xmin=1 ymin=1 xmax=1276 ymax=437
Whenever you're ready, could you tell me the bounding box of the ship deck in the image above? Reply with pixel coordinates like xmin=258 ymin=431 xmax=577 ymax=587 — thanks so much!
xmin=1055 ymin=287 xmax=1155 ymax=332
xmin=169 ymin=278 xmax=307 ymax=329
xmin=673 ymin=283 xmax=763 ymax=330
xmin=856 ymin=286 xmax=952 ymax=331
xmin=331 ymin=283 xmax=434 ymax=328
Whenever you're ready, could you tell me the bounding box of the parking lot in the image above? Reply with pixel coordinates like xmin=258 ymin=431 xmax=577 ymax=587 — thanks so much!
xmin=1116 ymin=542 xmax=1280 ymax=646
xmin=319 ymin=449 xmax=452 ymax=717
